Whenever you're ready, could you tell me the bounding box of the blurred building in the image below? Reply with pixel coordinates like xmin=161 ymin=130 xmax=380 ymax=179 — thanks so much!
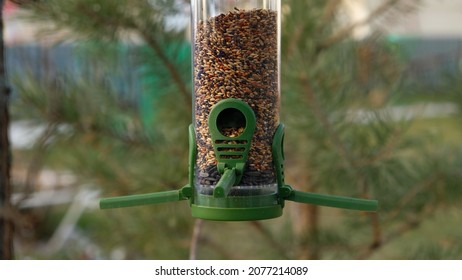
xmin=4 ymin=1 xmax=462 ymax=87
xmin=344 ymin=0 xmax=462 ymax=37
xmin=4 ymin=0 xmax=35 ymax=45
xmin=345 ymin=0 xmax=462 ymax=85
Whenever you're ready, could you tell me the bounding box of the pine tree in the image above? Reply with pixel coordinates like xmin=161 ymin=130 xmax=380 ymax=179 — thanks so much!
xmin=13 ymin=0 xmax=194 ymax=259
xmin=281 ymin=0 xmax=462 ymax=259
xmin=9 ymin=0 xmax=462 ymax=259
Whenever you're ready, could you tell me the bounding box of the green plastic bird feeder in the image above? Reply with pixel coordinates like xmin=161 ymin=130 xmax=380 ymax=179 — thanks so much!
xmin=100 ymin=0 xmax=378 ymax=221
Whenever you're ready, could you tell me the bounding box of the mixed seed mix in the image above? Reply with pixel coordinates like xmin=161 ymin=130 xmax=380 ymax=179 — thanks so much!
xmin=194 ymin=8 xmax=279 ymax=187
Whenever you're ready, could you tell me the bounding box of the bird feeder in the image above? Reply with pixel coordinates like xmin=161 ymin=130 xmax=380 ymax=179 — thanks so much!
xmin=99 ymin=0 xmax=378 ymax=221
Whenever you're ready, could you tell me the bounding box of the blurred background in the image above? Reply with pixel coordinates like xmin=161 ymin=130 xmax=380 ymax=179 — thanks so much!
xmin=2 ymin=0 xmax=462 ymax=259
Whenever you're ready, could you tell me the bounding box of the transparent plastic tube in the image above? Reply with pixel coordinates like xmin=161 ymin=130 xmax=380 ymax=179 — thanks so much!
xmin=191 ymin=0 xmax=281 ymax=198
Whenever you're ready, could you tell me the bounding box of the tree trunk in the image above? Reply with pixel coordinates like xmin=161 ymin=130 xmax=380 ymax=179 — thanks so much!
xmin=0 ymin=0 xmax=14 ymax=259
xmin=288 ymin=158 xmax=321 ymax=260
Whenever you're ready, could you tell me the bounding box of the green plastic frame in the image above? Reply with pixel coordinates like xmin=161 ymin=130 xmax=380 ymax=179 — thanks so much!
xmin=191 ymin=99 xmax=282 ymax=220
xmin=99 ymin=122 xmax=378 ymax=221
xmin=208 ymin=98 xmax=256 ymax=182
xmin=191 ymin=204 xmax=282 ymax=221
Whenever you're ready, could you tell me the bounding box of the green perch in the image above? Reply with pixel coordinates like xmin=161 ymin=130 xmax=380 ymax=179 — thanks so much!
xmin=99 ymin=181 xmax=377 ymax=212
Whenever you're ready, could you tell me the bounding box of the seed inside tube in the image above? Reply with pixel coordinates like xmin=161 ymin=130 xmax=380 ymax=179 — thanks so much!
xmin=194 ymin=8 xmax=279 ymax=187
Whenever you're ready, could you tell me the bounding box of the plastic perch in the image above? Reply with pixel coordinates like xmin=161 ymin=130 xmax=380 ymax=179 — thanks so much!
xmin=100 ymin=183 xmax=377 ymax=212
xmin=281 ymin=186 xmax=378 ymax=212
xmin=213 ymin=168 xmax=236 ymax=198
xmin=99 ymin=186 xmax=191 ymax=209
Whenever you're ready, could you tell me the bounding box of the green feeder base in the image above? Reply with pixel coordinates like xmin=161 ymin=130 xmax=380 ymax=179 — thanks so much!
xmin=192 ymin=192 xmax=283 ymax=221
xmin=191 ymin=204 xmax=283 ymax=221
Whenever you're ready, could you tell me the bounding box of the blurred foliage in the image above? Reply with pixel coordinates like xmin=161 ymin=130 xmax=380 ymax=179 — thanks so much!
xmin=9 ymin=0 xmax=462 ymax=259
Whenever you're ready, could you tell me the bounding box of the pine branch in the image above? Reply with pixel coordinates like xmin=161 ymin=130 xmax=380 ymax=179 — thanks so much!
xmin=299 ymin=74 xmax=356 ymax=171
xmin=322 ymin=0 xmax=343 ymax=22
xmin=250 ymin=221 xmax=291 ymax=259
xmin=356 ymin=202 xmax=435 ymax=259
xmin=358 ymin=126 xmax=405 ymax=167
xmin=189 ymin=219 xmax=203 ymax=260
xmin=17 ymin=122 xmax=57 ymax=208
xmin=307 ymin=204 xmax=321 ymax=260
xmin=132 ymin=20 xmax=192 ymax=113
xmin=24 ymin=1 xmax=192 ymax=113
xmin=386 ymin=173 xmax=442 ymax=221
xmin=317 ymin=0 xmax=413 ymax=52
xmin=368 ymin=212 xmax=382 ymax=251
xmin=0 ymin=204 xmax=32 ymax=229
xmin=285 ymin=24 xmax=305 ymax=58
xmin=198 ymin=235 xmax=241 ymax=259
